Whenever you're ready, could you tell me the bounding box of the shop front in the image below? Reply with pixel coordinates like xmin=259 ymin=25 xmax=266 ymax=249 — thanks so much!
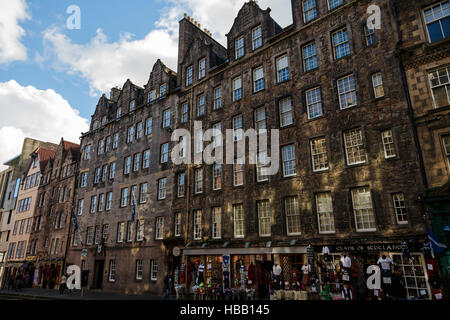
xmin=313 ymin=242 xmax=433 ymax=300
xmin=179 ymin=246 xmax=307 ymax=300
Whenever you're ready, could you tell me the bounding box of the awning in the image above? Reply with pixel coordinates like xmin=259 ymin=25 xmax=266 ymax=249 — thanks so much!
xmin=182 ymin=246 xmax=307 ymax=256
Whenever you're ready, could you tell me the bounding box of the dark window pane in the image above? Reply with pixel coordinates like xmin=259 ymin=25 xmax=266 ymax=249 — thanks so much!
xmin=428 ymin=22 xmax=444 ymax=42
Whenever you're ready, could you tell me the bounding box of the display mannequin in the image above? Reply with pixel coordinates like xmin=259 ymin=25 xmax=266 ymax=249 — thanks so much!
xmin=301 ymin=264 xmax=311 ymax=289
xmin=322 ymin=246 xmax=331 ymax=262
xmin=272 ymin=264 xmax=282 ymax=290
xmin=340 ymin=254 xmax=352 ymax=283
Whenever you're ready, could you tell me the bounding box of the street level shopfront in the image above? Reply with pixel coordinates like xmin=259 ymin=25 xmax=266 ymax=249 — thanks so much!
xmin=313 ymin=243 xmax=433 ymax=300
xmin=179 ymin=247 xmax=306 ymax=300
xmin=174 ymin=242 xmax=441 ymax=300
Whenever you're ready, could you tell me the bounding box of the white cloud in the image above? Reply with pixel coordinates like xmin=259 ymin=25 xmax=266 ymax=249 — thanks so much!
xmin=41 ymin=26 xmax=179 ymax=97
xmin=0 ymin=80 xmax=89 ymax=170
xmin=165 ymin=0 xmax=292 ymax=44
xmin=39 ymin=0 xmax=291 ymax=96
xmin=0 ymin=0 xmax=30 ymax=64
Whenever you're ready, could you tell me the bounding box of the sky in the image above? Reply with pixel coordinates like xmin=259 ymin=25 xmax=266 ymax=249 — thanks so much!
xmin=0 ymin=0 xmax=293 ymax=170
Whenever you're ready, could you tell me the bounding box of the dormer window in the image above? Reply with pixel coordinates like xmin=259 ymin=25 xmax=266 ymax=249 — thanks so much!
xmin=186 ymin=66 xmax=193 ymax=87
xmin=93 ymin=121 xmax=100 ymax=130
xmin=148 ymin=90 xmax=155 ymax=103
xmin=235 ymin=37 xmax=244 ymax=59
xmin=102 ymin=116 xmax=107 ymax=126
xmin=199 ymin=58 xmax=206 ymax=79
xmin=252 ymin=26 xmax=262 ymax=50
xmin=116 ymin=107 xmax=122 ymax=119
xmin=32 ymin=155 xmax=39 ymax=168
xmin=129 ymin=100 xmax=136 ymax=112
xmin=328 ymin=0 xmax=344 ymax=11
xmin=160 ymin=84 xmax=167 ymax=97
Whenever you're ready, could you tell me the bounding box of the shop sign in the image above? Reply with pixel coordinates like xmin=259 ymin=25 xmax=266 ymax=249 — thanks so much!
xmin=316 ymin=243 xmax=418 ymax=253
xmin=26 ymin=256 xmax=37 ymax=262
xmin=173 ymin=247 xmax=181 ymax=257
xmin=81 ymin=249 xmax=88 ymax=257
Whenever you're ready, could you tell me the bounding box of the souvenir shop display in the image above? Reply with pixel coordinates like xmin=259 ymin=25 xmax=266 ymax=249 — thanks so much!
xmin=272 ymin=264 xmax=282 ymax=290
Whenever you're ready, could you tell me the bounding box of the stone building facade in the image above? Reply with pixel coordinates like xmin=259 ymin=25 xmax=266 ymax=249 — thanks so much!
xmin=65 ymin=61 xmax=178 ymax=295
xmin=58 ymin=0 xmax=449 ymax=299
xmin=171 ymin=0 xmax=430 ymax=299
xmin=26 ymin=139 xmax=80 ymax=288
xmin=0 ymin=138 xmax=57 ymax=287
xmin=395 ymin=0 xmax=450 ymax=295
xmin=4 ymin=144 xmax=58 ymax=283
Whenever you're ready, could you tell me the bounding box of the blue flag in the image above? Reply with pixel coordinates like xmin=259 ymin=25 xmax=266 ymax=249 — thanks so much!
xmin=424 ymin=219 xmax=447 ymax=255
xmin=72 ymin=207 xmax=79 ymax=230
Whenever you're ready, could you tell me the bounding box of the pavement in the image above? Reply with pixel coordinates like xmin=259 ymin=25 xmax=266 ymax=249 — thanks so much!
xmin=0 ymin=287 xmax=165 ymax=300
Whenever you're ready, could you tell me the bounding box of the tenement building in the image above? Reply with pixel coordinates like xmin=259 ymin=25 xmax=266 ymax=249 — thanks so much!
xmin=64 ymin=0 xmax=446 ymax=299
xmin=26 ymin=139 xmax=80 ymax=289
xmin=0 ymin=138 xmax=57 ymax=288
xmin=4 ymin=142 xmax=58 ymax=285
xmin=395 ymin=0 xmax=450 ymax=296
xmin=65 ymin=63 xmax=178 ymax=295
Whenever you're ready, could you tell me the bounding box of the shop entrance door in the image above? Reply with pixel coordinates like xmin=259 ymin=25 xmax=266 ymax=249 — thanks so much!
xmin=93 ymin=260 xmax=104 ymax=289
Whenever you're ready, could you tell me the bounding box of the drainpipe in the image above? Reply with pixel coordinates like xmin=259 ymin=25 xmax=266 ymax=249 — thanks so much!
xmin=389 ymin=0 xmax=428 ymax=190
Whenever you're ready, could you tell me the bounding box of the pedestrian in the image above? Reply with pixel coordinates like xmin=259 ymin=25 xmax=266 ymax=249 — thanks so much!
xmin=164 ymin=272 xmax=173 ymax=300
xmin=7 ymin=275 xmax=15 ymax=291
xmin=15 ymin=273 xmax=24 ymax=292
xmin=390 ymin=266 xmax=407 ymax=300
xmin=59 ymin=274 xmax=67 ymax=294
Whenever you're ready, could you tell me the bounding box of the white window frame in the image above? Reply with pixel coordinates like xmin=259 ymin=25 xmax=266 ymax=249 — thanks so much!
xmin=372 ymin=73 xmax=385 ymax=98
xmin=316 ymin=192 xmax=336 ymax=234
xmin=155 ymin=217 xmax=164 ymax=240
xmin=158 ymin=178 xmax=167 ymax=200
xmin=108 ymin=260 xmax=116 ymax=282
xmin=193 ymin=210 xmax=202 ymax=240
xmin=393 ymin=192 xmax=408 ymax=224
xmin=235 ymin=36 xmax=244 ymax=59
xmin=332 ymin=28 xmax=351 ymax=60
xmin=233 ymin=77 xmax=242 ymax=101
xmin=233 ymin=204 xmax=245 ymax=239
xmin=212 ymin=164 xmax=222 ymax=190
xmin=174 ymin=213 xmax=182 ymax=237
xmin=282 ymin=144 xmax=296 ymax=177
xmin=382 ymin=129 xmax=396 ymax=159
xmin=199 ymin=58 xmax=206 ymax=79
xmin=194 ymin=168 xmax=203 ymax=194
xmin=285 ymin=197 xmax=301 ymax=236
xmin=423 ymin=1 xmax=450 ymax=43
xmin=351 ymin=187 xmax=376 ymax=232
xmin=252 ymin=26 xmax=262 ymax=50
xmin=212 ymin=207 xmax=222 ymax=239
xmin=136 ymin=260 xmax=143 ymax=280
xmin=253 ymin=66 xmax=265 ymax=93
xmin=344 ymin=128 xmax=367 ymax=165
xmin=429 ymin=66 xmax=450 ymax=108
xmin=338 ymin=74 xmax=357 ymax=109
xmin=279 ymin=97 xmax=293 ymax=127
xmin=310 ymin=137 xmax=329 ymax=172
xmin=233 ymin=157 xmax=244 ymax=186
xmin=257 ymin=200 xmax=271 ymax=237
xmin=303 ymin=0 xmax=318 ymax=23
xmin=150 ymin=260 xmax=158 ymax=281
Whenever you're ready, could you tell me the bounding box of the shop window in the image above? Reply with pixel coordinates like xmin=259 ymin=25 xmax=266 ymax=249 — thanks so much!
xmin=392 ymin=254 xmax=430 ymax=299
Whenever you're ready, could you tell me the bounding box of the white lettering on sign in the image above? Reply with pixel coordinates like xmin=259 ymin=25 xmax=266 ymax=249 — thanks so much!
xmin=66 ymin=265 xmax=81 ymax=290
xmin=366 ymin=265 xmax=381 ymax=290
